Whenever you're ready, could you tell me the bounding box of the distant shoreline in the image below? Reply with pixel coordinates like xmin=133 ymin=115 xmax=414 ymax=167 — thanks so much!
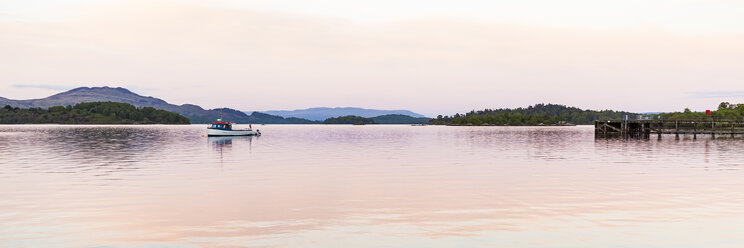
xmin=0 ymin=102 xmax=190 ymax=125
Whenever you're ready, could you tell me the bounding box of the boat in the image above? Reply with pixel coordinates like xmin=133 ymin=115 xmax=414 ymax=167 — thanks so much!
xmin=207 ymin=119 xmax=260 ymax=136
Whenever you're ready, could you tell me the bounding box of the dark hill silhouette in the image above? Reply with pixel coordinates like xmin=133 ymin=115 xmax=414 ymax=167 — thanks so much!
xmin=0 ymin=87 xmax=314 ymax=124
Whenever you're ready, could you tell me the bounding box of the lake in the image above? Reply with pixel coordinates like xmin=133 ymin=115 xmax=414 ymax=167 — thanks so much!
xmin=2 ymin=125 xmax=744 ymax=248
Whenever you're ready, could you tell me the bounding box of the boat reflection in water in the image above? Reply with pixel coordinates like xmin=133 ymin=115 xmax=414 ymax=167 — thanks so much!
xmin=208 ymin=136 xmax=255 ymax=158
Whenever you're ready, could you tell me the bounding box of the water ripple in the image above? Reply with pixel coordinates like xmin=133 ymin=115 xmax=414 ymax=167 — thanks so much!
xmin=2 ymin=125 xmax=744 ymax=247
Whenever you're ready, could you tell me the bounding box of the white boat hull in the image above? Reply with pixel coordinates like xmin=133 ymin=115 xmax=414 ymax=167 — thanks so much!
xmin=207 ymin=128 xmax=260 ymax=136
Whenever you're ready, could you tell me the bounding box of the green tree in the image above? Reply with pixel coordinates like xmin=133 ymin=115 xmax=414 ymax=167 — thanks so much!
xmin=718 ymin=102 xmax=731 ymax=110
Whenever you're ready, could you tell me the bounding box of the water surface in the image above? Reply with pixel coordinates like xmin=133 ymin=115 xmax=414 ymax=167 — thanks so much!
xmin=2 ymin=125 xmax=744 ymax=247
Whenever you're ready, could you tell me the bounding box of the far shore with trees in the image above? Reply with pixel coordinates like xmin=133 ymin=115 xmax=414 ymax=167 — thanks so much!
xmin=655 ymin=102 xmax=744 ymax=121
xmin=429 ymin=103 xmax=635 ymax=126
xmin=0 ymin=102 xmax=190 ymax=124
xmin=429 ymin=102 xmax=744 ymax=126
xmin=4 ymin=101 xmax=742 ymax=126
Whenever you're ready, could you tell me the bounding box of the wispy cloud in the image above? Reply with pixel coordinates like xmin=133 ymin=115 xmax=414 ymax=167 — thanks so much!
xmin=688 ymin=91 xmax=744 ymax=99
xmin=11 ymin=84 xmax=72 ymax=91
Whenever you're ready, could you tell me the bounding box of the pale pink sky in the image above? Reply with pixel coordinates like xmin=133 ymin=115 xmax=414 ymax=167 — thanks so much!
xmin=1 ymin=0 xmax=743 ymax=116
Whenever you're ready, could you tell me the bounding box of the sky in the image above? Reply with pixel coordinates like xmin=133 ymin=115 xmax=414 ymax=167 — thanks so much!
xmin=1 ymin=0 xmax=743 ymax=116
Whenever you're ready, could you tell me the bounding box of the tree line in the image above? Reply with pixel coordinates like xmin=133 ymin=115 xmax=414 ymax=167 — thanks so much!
xmin=656 ymin=102 xmax=744 ymax=121
xmin=429 ymin=103 xmax=636 ymax=126
xmin=323 ymin=115 xmax=376 ymax=124
xmin=0 ymin=102 xmax=190 ymax=124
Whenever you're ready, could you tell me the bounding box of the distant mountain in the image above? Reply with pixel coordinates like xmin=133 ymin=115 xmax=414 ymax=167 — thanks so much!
xmin=243 ymin=111 xmax=319 ymax=124
xmin=258 ymin=107 xmax=426 ymax=121
xmin=0 ymin=87 xmax=169 ymax=109
xmin=0 ymin=86 xmax=315 ymax=124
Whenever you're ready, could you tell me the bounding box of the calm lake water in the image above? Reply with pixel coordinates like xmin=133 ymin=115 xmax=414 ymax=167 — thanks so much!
xmin=2 ymin=124 xmax=744 ymax=248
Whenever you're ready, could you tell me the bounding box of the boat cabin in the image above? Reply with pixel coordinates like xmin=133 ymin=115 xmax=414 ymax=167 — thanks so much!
xmin=209 ymin=121 xmax=234 ymax=130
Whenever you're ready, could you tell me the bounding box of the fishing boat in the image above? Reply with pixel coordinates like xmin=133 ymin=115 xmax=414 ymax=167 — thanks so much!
xmin=207 ymin=119 xmax=260 ymax=136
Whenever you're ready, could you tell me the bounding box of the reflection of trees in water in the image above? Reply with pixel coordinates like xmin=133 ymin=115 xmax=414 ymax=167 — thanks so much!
xmin=52 ymin=126 xmax=171 ymax=152
xmin=2 ymin=126 xmax=186 ymax=177
xmin=450 ymin=127 xmax=588 ymax=161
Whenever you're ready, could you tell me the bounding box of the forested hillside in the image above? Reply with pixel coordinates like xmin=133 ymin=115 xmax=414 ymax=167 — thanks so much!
xmin=323 ymin=115 xmax=375 ymax=124
xmin=371 ymin=114 xmax=430 ymax=124
xmin=0 ymin=102 xmax=190 ymax=124
xmin=430 ymin=103 xmax=635 ymax=126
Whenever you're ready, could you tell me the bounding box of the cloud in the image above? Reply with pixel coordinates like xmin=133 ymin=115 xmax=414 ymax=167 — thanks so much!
xmin=11 ymin=84 xmax=72 ymax=91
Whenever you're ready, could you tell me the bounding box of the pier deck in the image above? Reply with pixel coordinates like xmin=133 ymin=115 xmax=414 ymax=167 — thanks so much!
xmin=594 ymin=119 xmax=744 ymax=139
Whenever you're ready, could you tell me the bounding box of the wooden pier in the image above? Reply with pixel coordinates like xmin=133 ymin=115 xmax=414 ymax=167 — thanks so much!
xmin=595 ymin=119 xmax=744 ymax=139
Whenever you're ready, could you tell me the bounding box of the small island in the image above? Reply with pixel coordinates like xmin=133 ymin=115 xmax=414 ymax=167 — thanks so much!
xmin=320 ymin=114 xmax=431 ymax=124
xmin=0 ymin=102 xmax=190 ymax=124
xmin=429 ymin=103 xmax=635 ymax=126
xmin=323 ymin=115 xmax=376 ymax=124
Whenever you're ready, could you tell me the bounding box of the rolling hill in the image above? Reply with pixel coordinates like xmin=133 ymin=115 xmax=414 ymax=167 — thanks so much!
xmin=259 ymin=107 xmax=426 ymax=121
xmin=0 ymin=87 xmax=314 ymax=124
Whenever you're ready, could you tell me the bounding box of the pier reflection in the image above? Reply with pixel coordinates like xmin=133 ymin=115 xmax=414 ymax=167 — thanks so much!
xmin=0 ymin=125 xmax=179 ymax=176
